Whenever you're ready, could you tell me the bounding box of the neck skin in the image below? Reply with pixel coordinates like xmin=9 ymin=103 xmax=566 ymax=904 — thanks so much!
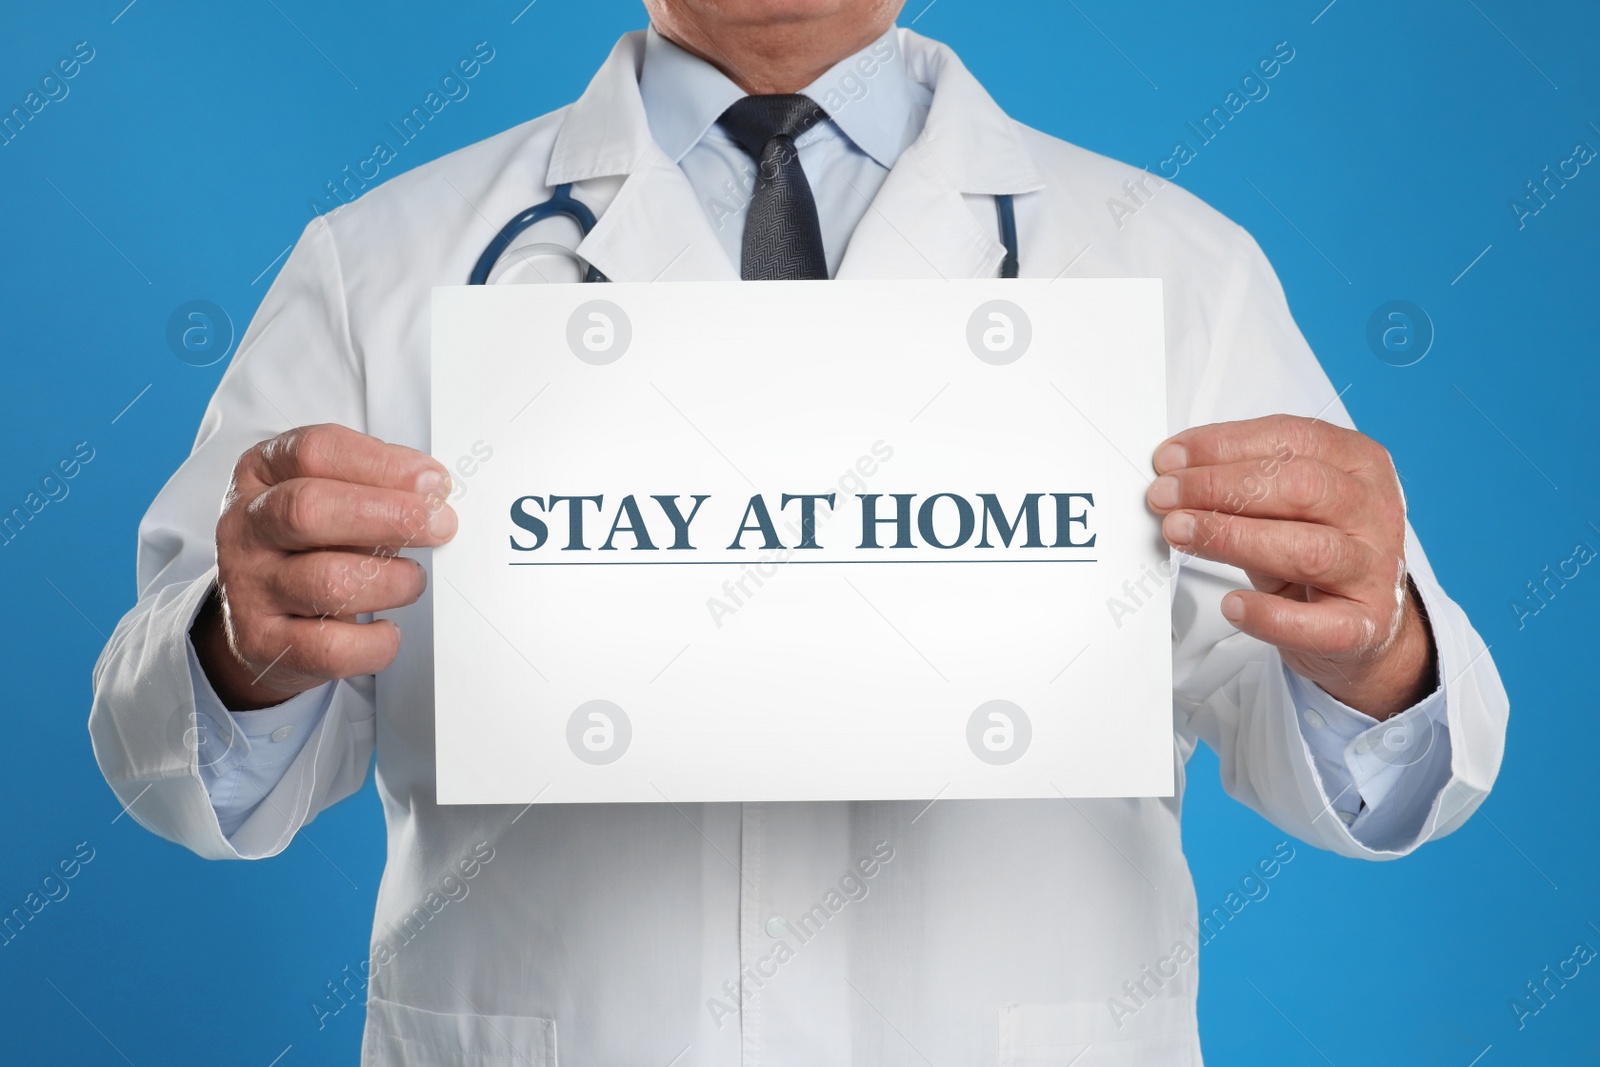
xmin=644 ymin=1 xmax=903 ymax=94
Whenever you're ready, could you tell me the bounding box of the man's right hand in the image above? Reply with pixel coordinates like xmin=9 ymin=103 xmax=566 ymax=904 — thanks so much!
xmin=191 ymin=424 xmax=457 ymax=711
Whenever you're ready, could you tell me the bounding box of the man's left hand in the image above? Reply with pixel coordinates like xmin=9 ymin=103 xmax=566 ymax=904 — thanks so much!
xmin=1146 ymin=414 xmax=1437 ymax=720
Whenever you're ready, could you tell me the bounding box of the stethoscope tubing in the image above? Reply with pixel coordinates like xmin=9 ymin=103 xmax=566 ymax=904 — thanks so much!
xmin=469 ymin=186 xmax=1018 ymax=284
xmin=469 ymin=183 xmax=608 ymax=284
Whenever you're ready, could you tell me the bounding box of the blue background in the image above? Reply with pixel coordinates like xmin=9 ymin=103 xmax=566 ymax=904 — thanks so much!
xmin=1 ymin=0 xmax=1595 ymax=1063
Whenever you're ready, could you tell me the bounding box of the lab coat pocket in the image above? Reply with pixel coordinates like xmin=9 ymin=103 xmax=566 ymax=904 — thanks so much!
xmin=997 ymin=998 xmax=1199 ymax=1067
xmin=363 ymin=994 xmax=557 ymax=1067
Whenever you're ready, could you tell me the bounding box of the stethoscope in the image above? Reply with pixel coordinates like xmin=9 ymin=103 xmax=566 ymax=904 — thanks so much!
xmin=469 ymin=183 xmax=1020 ymax=283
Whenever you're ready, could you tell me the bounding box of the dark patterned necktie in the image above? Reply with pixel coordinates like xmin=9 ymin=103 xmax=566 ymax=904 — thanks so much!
xmin=716 ymin=94 xmax=830 ymax=280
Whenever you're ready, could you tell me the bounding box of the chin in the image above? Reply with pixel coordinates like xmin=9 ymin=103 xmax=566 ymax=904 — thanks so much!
xmin=659 ymin=0 xmax=895 ymax=27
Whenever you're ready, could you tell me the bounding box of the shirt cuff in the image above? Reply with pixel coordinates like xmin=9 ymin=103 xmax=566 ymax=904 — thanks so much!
xmin=1286 ymin=663 xmax=1452 ymax=849
xmin=184 ymin=633 xmax=335 ymax=836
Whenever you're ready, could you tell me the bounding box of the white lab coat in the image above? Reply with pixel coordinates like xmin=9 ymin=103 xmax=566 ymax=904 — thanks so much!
xmin=89 ymin=28 xmax=1507 ymax=1067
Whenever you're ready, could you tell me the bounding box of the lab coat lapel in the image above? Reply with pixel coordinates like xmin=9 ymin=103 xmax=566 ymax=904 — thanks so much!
xmin=577 ymin=155 xmax=738 ymax=283
xmin=837 ymin=30 xmax=1045 ymax=281
xmin=834 ymin=140 xmax=1004 ymax=281
xmin=544 ymin=31 xmax=736 ymax=283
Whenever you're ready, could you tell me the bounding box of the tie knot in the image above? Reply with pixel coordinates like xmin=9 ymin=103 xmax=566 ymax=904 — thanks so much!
xmin=716 ymin=94 xmax=828 ymax=160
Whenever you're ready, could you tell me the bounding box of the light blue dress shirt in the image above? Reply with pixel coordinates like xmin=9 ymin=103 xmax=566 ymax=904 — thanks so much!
xmin=638 ymin=26 xmax=931 ymax=277
xmin=191 ymin=24 xmax=1451 ymax=847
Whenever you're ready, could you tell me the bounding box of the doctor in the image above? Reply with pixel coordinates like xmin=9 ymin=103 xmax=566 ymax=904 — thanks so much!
xmin=90 ymin=1 xmax=1507 ymax=1063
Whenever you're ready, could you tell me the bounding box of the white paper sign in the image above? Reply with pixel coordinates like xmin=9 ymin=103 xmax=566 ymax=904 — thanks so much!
xmin=431 ymin=280 xmax=1172 ymax=805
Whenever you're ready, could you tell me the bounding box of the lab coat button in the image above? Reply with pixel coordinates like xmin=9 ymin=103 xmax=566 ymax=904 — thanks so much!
xmin=765 ymin=916 xmax=788 ymax=938
xmin=1302 ymin=709 xmax=1326 ymax=730
xmin=1354 ymin=737 xmax=1375 ymax=755
xmin=1337 ymin=810 xmax=1357 ymax=826
xmin=270 ymin=726 xmax=295 ymax=742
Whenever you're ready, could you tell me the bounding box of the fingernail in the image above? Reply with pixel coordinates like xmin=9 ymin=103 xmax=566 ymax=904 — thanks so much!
xmin=1153 ymin=442 xmax=1188 ymax=474
xmin=1221 ymin=594 xmax=1245 ymax=623
xmin=1166 ymin=511 xmax=1196 ymax=545
xmin=429 ymin=504 xmax=458 ymax=540
xmin=1148 ymin=475 xmax=1180 ymax=510
xmin=416 ymin=469 xmax=451 ymax=499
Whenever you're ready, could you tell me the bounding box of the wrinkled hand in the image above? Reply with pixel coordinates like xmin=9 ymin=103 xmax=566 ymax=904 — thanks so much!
xmin=192 ymin=424 xmax=456 ymax=710
xmin=1146 ymin=414 xmax=1436 ymax=719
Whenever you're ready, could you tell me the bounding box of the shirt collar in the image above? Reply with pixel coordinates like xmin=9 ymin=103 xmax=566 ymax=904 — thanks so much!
xmin=638 ymin=25 xmax=921 ymax=169
xmin=548 ymin=29 xmax=1043 ymax=197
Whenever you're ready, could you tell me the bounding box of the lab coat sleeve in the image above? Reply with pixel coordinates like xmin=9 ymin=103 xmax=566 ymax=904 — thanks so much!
xmin=87 ymin=216 xmax=378 ymax=861
xmin=1171 ymin=224 xmax=1508 ymax=860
